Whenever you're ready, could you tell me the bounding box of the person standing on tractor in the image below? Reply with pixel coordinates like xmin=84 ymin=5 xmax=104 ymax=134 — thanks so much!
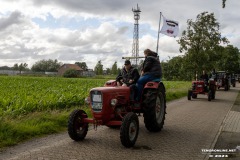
xmin=116 ymin=60 xmax=140 ymax=87
xmin=200 ymin=70 xmax=209 ymax=82
xmin=210 ymin=68 xmax=217 ymax=81
xmin=135 ymin=49 xmax=162 ymax=101
xmin=200 ymin=70 xmax=209 ymax=92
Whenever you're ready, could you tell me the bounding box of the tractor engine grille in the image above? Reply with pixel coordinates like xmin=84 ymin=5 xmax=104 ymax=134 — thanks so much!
xmin=192 ymin=83 xmax=196 ymax=90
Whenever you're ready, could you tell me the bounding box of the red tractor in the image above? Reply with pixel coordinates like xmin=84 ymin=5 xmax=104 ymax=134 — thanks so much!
xmin=67 ymin=79 xmax=166 ymax=148
xmin=216 ymin=71 xmax=230 ymax=91
xmin=188 ymin=79 xmax=216 ymax=101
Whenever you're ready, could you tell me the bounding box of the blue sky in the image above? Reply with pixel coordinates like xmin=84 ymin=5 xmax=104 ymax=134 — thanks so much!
xmin=0 ymin=0 xmax=239 ymax=69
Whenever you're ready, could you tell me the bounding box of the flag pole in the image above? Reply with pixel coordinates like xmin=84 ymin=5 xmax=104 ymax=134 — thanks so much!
xmin=156 ymin=12 xmax=162 ymax=55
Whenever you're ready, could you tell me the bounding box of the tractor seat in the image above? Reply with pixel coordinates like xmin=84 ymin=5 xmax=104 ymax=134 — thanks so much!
xmin=152 ymin=78 xmax=161 ymax=82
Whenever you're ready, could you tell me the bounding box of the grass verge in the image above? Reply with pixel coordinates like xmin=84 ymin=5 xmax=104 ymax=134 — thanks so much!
xmin=0 ymin=106 xmax=91 ymax=149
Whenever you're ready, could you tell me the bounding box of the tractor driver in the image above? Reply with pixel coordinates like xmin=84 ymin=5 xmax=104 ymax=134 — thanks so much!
xmin=116 ymin=60 xmax=140 ymax=87
xmin=200 ymin=70 xmax=209 ymax=91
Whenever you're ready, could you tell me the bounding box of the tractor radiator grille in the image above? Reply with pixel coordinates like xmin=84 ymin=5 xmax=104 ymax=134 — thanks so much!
xmin=90 ymin=90 xmax=102 ymax=112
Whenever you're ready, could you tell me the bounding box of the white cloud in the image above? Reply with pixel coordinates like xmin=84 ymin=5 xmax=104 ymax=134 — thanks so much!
xmin=0 ymin=0 xmax=239 ymax=70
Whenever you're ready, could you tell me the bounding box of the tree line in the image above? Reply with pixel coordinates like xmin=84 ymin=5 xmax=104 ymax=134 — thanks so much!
xmin=0 ymin=59 xmax=122 ymax=76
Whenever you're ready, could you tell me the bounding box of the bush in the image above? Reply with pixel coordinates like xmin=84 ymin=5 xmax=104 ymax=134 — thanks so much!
xmin=63 ymin=69 xmax=79 ymax=78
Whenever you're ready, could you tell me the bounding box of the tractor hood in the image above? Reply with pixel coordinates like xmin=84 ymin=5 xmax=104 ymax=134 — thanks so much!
xmin=89 ymin=86 xmax=131 ymax=115
xmin=90 ymin=86 xmax=130 ymax=93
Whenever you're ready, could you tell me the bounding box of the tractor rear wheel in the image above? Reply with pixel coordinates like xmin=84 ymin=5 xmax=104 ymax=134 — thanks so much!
xmin=208 ymin=91 xmax=212 ymax=101
xmin=209 ymin=84 xmax=216 ymax=99
xmin=211 ymin=90 xmax=215 ymax=99
xmin=188 ymin=90 xmax=192 ymax=100
xmin=233 ymin=82 xmax=236 ymax=87
xmin=224 ymin=84 xmax=228 ymax=91
xmin=68 ymin=109 xmax=88 ymax=141
xmin=224 ymin=79 xmax=229 ymax=91
xmin=120 ymin=112 xmax=139 ymax=148
xmin=143 ymin=85 xmax=166 ymax=132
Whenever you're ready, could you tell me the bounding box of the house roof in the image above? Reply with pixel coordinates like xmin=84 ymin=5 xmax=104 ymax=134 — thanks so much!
xmin=60 ymin=64 xmax=83 ymax=71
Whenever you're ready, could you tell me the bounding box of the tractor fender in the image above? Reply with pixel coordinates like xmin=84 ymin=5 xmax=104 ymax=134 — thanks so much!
xmin=144 ymin=81 xmax=159 ymax=89
xmin=143 ymin=82 xmax=165 ymax=92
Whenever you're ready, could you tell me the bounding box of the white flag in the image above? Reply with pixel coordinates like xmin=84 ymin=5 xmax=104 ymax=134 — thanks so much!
xmin=160 ymin=16 xmax=179 ymax=37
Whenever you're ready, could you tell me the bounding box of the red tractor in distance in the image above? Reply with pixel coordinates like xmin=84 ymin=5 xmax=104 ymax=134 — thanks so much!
xmin=188 ymin=78 xmax=216 ymax=101
xmin=216 ymin=71 xmax=230 ymax=91
xmin=67 ymin=79 xmax=166 ymax=148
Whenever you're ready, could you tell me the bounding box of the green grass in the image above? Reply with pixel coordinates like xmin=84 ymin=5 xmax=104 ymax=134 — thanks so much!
xmin=0 ymin=76 xmax=190 ymax=149
xmin=164 ymin=81 xmax=191 ymax=101
xmin=0 ymin=111 xmax=66 ymax=148
xmin=0 ymin=76 xmax=106 ymax=117
xmin=0 ymin=106 xmax=92 ymax=148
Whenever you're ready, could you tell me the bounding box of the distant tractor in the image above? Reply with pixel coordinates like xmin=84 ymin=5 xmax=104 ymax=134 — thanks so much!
xmin=230 ymin=74 xmax=236 ymax=87
xmin=188 ymin=79 xmax=216 ymax=101
xmin=216 ymin=71 xmax=230 ymax=91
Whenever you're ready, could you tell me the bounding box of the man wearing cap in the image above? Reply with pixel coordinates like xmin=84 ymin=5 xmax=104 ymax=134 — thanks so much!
xmin=116 ymin=60 xmax=140 ymax=87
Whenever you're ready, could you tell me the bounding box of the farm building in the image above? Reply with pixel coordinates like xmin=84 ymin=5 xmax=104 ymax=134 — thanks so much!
xmin=58 ymin=64 xmax=83 ymax=76
xmin=58 ymin=64 xmax=96 ymax=77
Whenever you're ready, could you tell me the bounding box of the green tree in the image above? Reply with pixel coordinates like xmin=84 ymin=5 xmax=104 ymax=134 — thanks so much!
xmin=13 ymin=63 xmax=19 ymax=71
xmin=31 ymin=59 xmax=62 ymax=72
xmin=106 ymin=68 xmax=111 ymax=75
xmin=63 ymin=69 xmax=79 ymax=78
xmin=94 ymin=60 xmax=103 ymax=75
xmin=162 ymin=56 xmax=187 ymax=80
xmin=117 ymin=68 xmax=121 ymax=74
xmin=75 ymin=62 xmax=88 ymax=71
xmin=216 ymin=45 xmax=240 ymax=73
xmin=111 ymin=61 xmax=118 ymax=75
xmin=19 ymin=63 xmax=28 ymax=74
xmin=177 ymin=12 xmax=228 ymax=75
xmin=0 ymin=66 xmax=11 ymax=70
xmin=13 ymin=63 xmax=29 ymax=74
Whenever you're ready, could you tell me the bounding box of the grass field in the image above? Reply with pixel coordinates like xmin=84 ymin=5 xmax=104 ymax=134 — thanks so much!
xmin=0 ymin=76 xmax=190 ymax=148
xmin=0 ymin=76 xmax=108 ymax=117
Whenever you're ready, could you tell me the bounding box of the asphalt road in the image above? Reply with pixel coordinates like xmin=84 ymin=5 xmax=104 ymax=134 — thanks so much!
xmin=0 ymin=84 xmax=239 ymax=160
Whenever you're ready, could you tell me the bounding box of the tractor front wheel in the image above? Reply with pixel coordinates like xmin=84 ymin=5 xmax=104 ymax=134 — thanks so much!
xmin=192 ymin=93 xmax=197 ymax=99
xmin=68 ymin=109 xmax=88 ymax=141
xmin=120 ymin=112 xmax=139 ymax=148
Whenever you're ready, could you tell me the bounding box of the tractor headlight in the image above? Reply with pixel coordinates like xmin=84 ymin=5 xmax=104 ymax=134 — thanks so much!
xmin=110 ymin=99 xmax=118 ymax=107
